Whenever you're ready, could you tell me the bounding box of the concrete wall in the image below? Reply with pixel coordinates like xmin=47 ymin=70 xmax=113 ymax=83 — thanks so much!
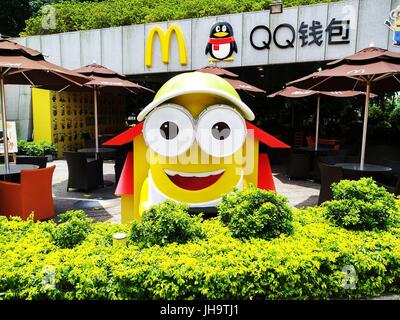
xmin=4 ymin=85 xmax=32 ymax=140
xmin=15 ymin=0 xmax=400 ymax=75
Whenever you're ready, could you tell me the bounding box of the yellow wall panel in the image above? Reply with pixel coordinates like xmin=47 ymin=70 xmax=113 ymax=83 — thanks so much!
xmin=31 ymin=88 xmax=126 ymax=158
xmin=32 ymin=88 xmax=52 ymax=142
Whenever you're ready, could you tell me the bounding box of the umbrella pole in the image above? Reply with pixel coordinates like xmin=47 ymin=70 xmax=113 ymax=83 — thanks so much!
xmin=315 ymin=95 xmax=320 ymax=151
xmin=94 ymin=86 xmax=99 ymax=159
xmin=360 ymin=82 xmax=371 ymax=170
xmin=0 ymin=76 xmax=9 ymax=174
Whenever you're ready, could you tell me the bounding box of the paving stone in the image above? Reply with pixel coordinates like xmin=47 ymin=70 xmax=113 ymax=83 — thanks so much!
xmin=51 ymin=161 xmax=320 ymax=223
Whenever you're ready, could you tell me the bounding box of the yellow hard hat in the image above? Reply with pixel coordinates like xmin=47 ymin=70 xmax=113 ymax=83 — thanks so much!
xmin=137 ymin=71 xmax=255 ymax=121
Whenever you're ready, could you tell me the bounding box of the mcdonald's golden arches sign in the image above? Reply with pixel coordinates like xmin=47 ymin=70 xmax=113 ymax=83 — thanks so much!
xmin=145 ymin=25 xmax=187 ymax=68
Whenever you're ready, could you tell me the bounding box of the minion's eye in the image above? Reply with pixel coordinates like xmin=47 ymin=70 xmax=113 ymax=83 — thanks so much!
xmin=222 ymin=25 xmax=227 ymax=32
xmin=160 ymin=121 xmax=179 ymax=140
xmin=143 ymin=104 xmax=194 ymax=157
xmin=216 ymin=26 xmax=221 ymax=32
xmin=196 ymin=105 xmax=247 ymax=158
xmin=212 ymin=122 xmax=230 ymax=140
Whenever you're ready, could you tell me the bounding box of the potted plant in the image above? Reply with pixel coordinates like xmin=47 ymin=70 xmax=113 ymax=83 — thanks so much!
xmin=16 ymin=140 xmax=29 ymax=155
xmin=16 ymin=140 xmax=57 ymax=168
xmin=38 ymin=141 xmax=58 ymax=161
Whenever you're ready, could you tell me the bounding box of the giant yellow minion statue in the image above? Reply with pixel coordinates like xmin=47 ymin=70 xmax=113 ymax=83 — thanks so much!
xmin=104 ymin=72 xmax=290 ymax=223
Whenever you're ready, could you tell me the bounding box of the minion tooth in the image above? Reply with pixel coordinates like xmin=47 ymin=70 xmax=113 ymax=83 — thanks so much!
xmin=164 ymin=169 xmax=225 ymax=178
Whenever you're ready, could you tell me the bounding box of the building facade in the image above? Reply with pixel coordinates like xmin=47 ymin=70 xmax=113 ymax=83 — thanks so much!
xmin=6 ymin=0 xmax=400 ymax=139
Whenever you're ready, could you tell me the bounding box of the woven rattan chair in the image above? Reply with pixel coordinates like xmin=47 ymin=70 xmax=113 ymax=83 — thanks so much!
xmin=64 ymin=151 xmax=104 ymax=192
xmin=318 ymin=162 xmax=343 ymax=205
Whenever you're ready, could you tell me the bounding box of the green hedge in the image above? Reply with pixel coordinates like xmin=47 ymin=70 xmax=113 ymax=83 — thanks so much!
xmin=1 ymin=202 xmax=400 ymax=299
xmin=324 ymin=178 xmax=399 ymax=231
xmin=51 ymin=210 xmax=94 ymax=249
xmin=390 ymin=107 xmax=400 ymax=130
xmin=17 ymin=140 xmax=57 ymax=157
xmin=130 ymin=200 xmax=205 ymax=248
xmin=21 ymin=0 xmax=342 ymax=36
xmin=218 ymin=186 xmax=294 ymax=240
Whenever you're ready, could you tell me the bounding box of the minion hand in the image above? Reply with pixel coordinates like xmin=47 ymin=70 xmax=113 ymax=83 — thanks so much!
xmin=385 ymin=20 xmax=394 ymax=30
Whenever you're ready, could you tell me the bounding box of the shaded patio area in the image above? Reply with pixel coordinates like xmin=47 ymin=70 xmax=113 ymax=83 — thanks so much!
xmin=50 ymin=160 xmax=320 ymax=223
xmin=51 ymin=159 xmax=120 ymax=223
xmin=273 ymin=165 xmax=320 ymax=208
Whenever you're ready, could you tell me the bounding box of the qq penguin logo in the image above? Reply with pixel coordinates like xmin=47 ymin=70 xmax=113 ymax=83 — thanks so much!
xmin=205 ymin=22 xmax=237 ymax=61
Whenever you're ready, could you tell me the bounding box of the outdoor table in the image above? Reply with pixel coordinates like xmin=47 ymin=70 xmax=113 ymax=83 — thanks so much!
xmin=0 ymin=164 xmax=39 ymax=182
xmin=334 ymin=163 xmax=392 ymax=180
xmin=77 ymin=147 xmax=116 ymax=159
xmin=298 ymin=146 xmax=332 ymax=153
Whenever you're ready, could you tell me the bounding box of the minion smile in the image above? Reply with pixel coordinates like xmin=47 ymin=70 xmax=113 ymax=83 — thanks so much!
xmin=164 ymin=169 xmax=225 ymax=190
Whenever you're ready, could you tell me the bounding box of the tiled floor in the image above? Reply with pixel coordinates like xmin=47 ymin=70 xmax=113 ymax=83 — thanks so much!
xmin=51 ymin=160 xmax=320 ymax=223
xmin=51 ymin=159 xmax=121 ymax=223
xmin=273 ymin=165 xmax=320 ymax=208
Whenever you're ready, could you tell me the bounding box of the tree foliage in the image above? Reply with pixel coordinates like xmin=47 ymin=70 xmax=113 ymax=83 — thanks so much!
xmin=0 ymin=0 xmax=100 ymax=37
xmin=0 ymin=0 xmax=31 ymax=37
xmin=20 ymin=0 xmax=341 ymax=36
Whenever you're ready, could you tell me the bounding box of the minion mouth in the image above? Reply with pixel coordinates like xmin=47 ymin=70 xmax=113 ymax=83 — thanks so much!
xmin=164 ymin=169 xmax=225 ymax=190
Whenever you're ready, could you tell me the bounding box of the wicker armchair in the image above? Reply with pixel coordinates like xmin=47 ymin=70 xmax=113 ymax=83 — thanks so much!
xmin=377 ymin=160 xmax=400 ymax=196
xmin=64 ymin=152 xmax=104 ymax=192
xmin=318 ymin=162 xmax=343 ymax=205
xmin=287 ymin=151 xmax=311 ymax=179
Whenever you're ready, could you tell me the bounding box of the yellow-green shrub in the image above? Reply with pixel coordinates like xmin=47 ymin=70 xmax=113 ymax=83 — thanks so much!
xmin=51 ymin=210 xmax=93 ymax=249
xmin=217 ymin=186 xmax=294 ymax=240
xmin=129 ymin=200 xmax=205 ymax=248
xmin=21 ymin=0 xmax=343 ymax=36
xmin=0 ymin=205 xmax=400 ymax=300
xmin=324 ymin=178 xmax=400 ymax=231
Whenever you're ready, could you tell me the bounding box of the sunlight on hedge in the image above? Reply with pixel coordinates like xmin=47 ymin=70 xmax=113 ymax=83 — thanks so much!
xmin=1 ymin=197 xmax=399 ymax=299
xmin=324 ymin=178 xmax=400 ymax=231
